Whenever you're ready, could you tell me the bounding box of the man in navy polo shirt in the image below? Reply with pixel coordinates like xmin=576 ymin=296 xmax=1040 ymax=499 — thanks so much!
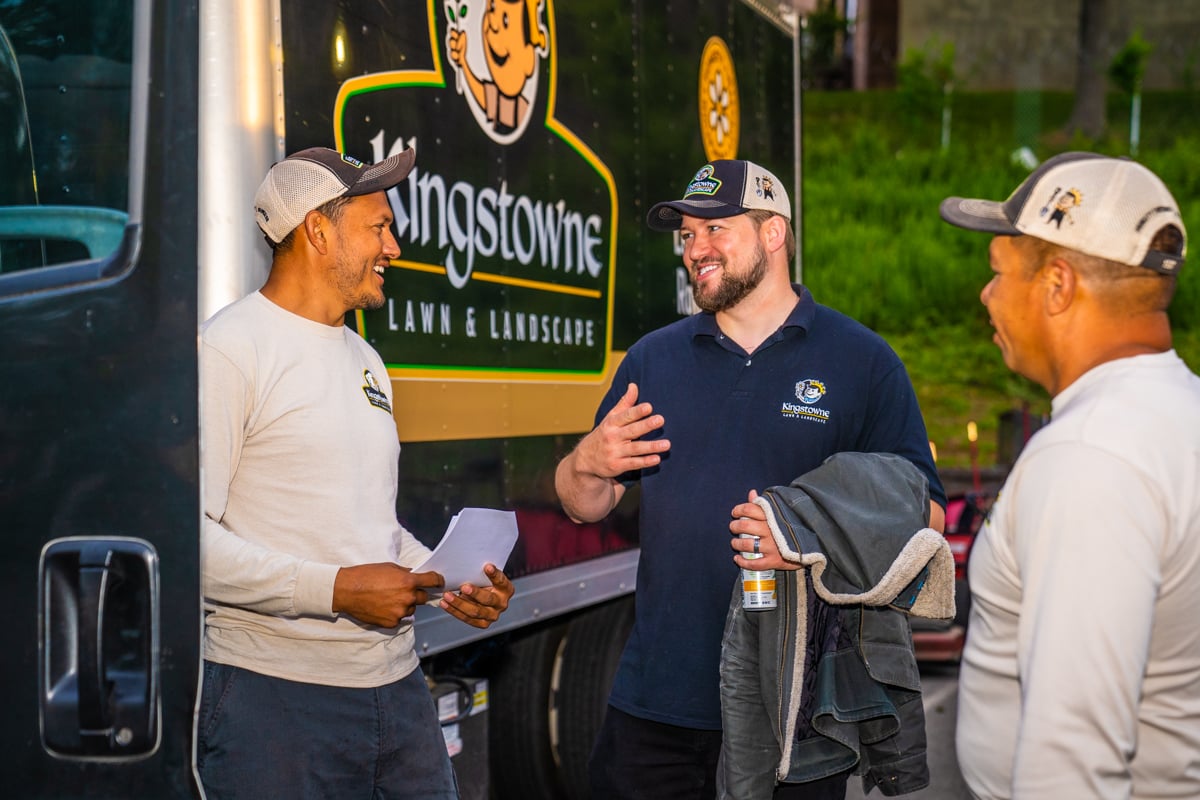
xmin=555 ymin=159 xmax=946 ymax=799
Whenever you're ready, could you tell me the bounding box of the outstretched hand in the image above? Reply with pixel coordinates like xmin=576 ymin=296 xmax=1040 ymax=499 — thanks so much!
xmin=440 ymin=564 xmax=515 ymax=629
xmin=555 ymin=383 xmax=670 ymax=523
xmin=573 ymin=383 xmax=671 ymax=480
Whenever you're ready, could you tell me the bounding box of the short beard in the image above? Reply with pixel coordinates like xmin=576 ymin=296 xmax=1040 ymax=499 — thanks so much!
xmin=333 ymin=249 xmax=386 ymax=311
xmin=692 ymin=241 xmax=768 ymax=313
xmin=356 ymin=291 xmax=386 ymax=311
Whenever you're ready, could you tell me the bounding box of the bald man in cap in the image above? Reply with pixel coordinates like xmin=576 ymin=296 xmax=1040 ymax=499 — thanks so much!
xmin=942 ymin=152 xmax=1200 ymax=799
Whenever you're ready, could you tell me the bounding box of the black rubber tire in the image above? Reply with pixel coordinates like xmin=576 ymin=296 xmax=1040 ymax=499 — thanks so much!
xmin=488 ymin=620 xmax=569 ymax=800
xmin=553 ymin=596 xmax=636 ymax=800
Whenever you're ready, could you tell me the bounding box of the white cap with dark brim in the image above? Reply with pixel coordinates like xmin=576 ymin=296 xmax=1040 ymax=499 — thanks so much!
xmin=940 ymin=151 xmax=1186 ymax=274
xmin=254 ymin=146 xmax=416 ymax=244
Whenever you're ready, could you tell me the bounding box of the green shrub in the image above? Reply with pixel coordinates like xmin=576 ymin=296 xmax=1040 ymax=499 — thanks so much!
xmin=801 ymin=90 xmax=1199 ymax=332
xmin=800 ymin=89 xmax=1198 ymax=467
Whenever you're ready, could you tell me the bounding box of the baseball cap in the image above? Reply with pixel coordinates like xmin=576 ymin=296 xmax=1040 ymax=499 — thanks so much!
xmin=940 ymin=151 xmax=1186 ymax=274
xmin=253 ymin=146 xmax=416 ymax=243
xmin=647 ymin=159 xmax=792 ymax=231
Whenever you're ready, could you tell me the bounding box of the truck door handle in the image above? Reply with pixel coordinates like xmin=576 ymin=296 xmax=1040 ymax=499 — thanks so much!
xmin=39 ymin=537 xmax=160 ymax=759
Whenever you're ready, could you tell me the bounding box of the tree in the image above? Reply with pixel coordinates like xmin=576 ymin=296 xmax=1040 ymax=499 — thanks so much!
xmin=1065 ymin=0 xmax=1110 ymax=139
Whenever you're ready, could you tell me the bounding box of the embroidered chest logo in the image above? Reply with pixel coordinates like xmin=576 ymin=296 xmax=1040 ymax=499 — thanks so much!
xmin=781 ymin=378 xmax=829 ymax=423
xmin=362 ymin=369 xmax=392 ymax=413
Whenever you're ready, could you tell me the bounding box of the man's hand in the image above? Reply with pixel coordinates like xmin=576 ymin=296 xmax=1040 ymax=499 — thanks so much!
xmin=729 ymin=489 xmax=800 ymax=571
xmin=332 ymin=563 xmax=445 ymax=628
xmin=440 ymin=564 xmax=515 ymax=629
xmin=555 ymin=383 xmax=670 ymax=523
xmin=573 ymin=383 xmax=671 ymax=479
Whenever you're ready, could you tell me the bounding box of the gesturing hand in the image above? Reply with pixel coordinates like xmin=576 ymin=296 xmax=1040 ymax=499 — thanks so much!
xmin=574 ymin=383 xmax=671 ymax=479
xmin=333 ymin=562 xmax=446 ymax=628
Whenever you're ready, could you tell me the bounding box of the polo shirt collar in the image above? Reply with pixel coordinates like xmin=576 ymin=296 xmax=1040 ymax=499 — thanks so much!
xmin=690 ymin=284 xmax=816 ymax=340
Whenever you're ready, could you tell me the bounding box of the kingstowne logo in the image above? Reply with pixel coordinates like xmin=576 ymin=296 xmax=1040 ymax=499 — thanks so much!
xmin=794 ymin=379 xmax=825 ymax=404
xmin=333 ymin=0 xmax=616 ymax=380
xmin=685 ymin=164 xmax=722 ymax=197
xmin=781 ymin=403 xmax=830 ymax=423
xmin=445 ymin=0 xmax=548 ymax=145
xmin=781 ymin=378 xmax=830 ymax=423
xmin=372 ymin=134 xmax=604 ymax=291
xmin=362 ymin=369 xmax=392 ymax=413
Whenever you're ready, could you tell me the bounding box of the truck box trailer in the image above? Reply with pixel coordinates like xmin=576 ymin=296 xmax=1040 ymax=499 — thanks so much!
xmin=0 ymin=0 xmax=798 ymax=795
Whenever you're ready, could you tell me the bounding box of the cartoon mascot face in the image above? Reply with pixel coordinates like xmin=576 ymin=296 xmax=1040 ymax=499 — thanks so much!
xmin=795 ymin=379 xmax=826 ymax=405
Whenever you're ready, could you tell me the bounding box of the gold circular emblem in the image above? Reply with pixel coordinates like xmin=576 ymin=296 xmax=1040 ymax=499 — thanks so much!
xmin=698 ymin=37 xmax=739 ymax=161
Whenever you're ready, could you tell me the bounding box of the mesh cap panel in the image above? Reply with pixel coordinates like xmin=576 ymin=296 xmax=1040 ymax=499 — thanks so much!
xmin=253 ymin=146 xmax=416 ymax=243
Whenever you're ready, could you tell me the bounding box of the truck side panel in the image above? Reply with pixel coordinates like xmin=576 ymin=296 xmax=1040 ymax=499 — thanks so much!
xmin=0 ymin=0 xmax=794 ymax=795
xmin=276 ymin=0 xmax=795 ymax=587
xmin=0 ymin=0 xmax=202 ymax=795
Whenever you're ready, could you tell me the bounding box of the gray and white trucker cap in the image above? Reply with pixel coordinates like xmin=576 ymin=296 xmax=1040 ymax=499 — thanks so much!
xmin=647 ymin=159 xmax=792 ymax=231
xmin=940 ymin=151 xmax=1186 ymax=274
xmin=253 ymin=146 xmax=416 ymax=243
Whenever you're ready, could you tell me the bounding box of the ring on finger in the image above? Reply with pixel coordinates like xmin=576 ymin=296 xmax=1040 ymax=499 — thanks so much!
xmin=752 ymin=538 xmax=760 ymax=554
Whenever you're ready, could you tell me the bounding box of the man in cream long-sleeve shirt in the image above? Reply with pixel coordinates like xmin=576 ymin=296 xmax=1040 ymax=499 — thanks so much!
xmin=198 ymin=147 xmax=513 ymax=798
xmin=941 ymin=152 xmax=1200 ymax=798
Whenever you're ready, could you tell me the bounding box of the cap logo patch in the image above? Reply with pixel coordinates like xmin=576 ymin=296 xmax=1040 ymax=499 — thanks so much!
xmin=1043 ymin=187 xmax=1082 ymax=229
xmin=341 ymin=154 xmax=365 ymax=169
xmin=685 ymin=165 xmax=722 ymax=197
xmin=756 ymin=175 xmax=776 ymax=201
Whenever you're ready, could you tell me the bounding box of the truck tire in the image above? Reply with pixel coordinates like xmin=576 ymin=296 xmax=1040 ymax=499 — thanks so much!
xmin=554 ymin=596 xmax=636 ymax=800
xmin=488 ymin=620 xmax=568 ymax=800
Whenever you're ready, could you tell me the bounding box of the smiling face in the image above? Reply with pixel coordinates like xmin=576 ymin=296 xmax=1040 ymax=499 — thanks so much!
xmin=327 ymin=192 xmax=400 ymax=313
xmin=981 ymin=235 xmax=1051 ymax=385
xmin=679 ymin=212 xmax=770 ymax=314
xmin=483 ymin=0 xmax=537 ymax=97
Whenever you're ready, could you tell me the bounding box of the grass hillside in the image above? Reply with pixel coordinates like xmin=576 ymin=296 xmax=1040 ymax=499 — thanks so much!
xmin=799 ymin=89 xmax=1200 ymax=470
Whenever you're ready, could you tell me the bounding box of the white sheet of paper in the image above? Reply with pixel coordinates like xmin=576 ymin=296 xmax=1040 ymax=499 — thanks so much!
xmin=413 ymin=507 xmax=519 ymax=592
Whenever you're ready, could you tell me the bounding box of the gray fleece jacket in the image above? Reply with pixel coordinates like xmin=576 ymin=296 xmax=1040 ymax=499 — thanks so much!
xmin=718 ymin=452 xmax=955 ymax=798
